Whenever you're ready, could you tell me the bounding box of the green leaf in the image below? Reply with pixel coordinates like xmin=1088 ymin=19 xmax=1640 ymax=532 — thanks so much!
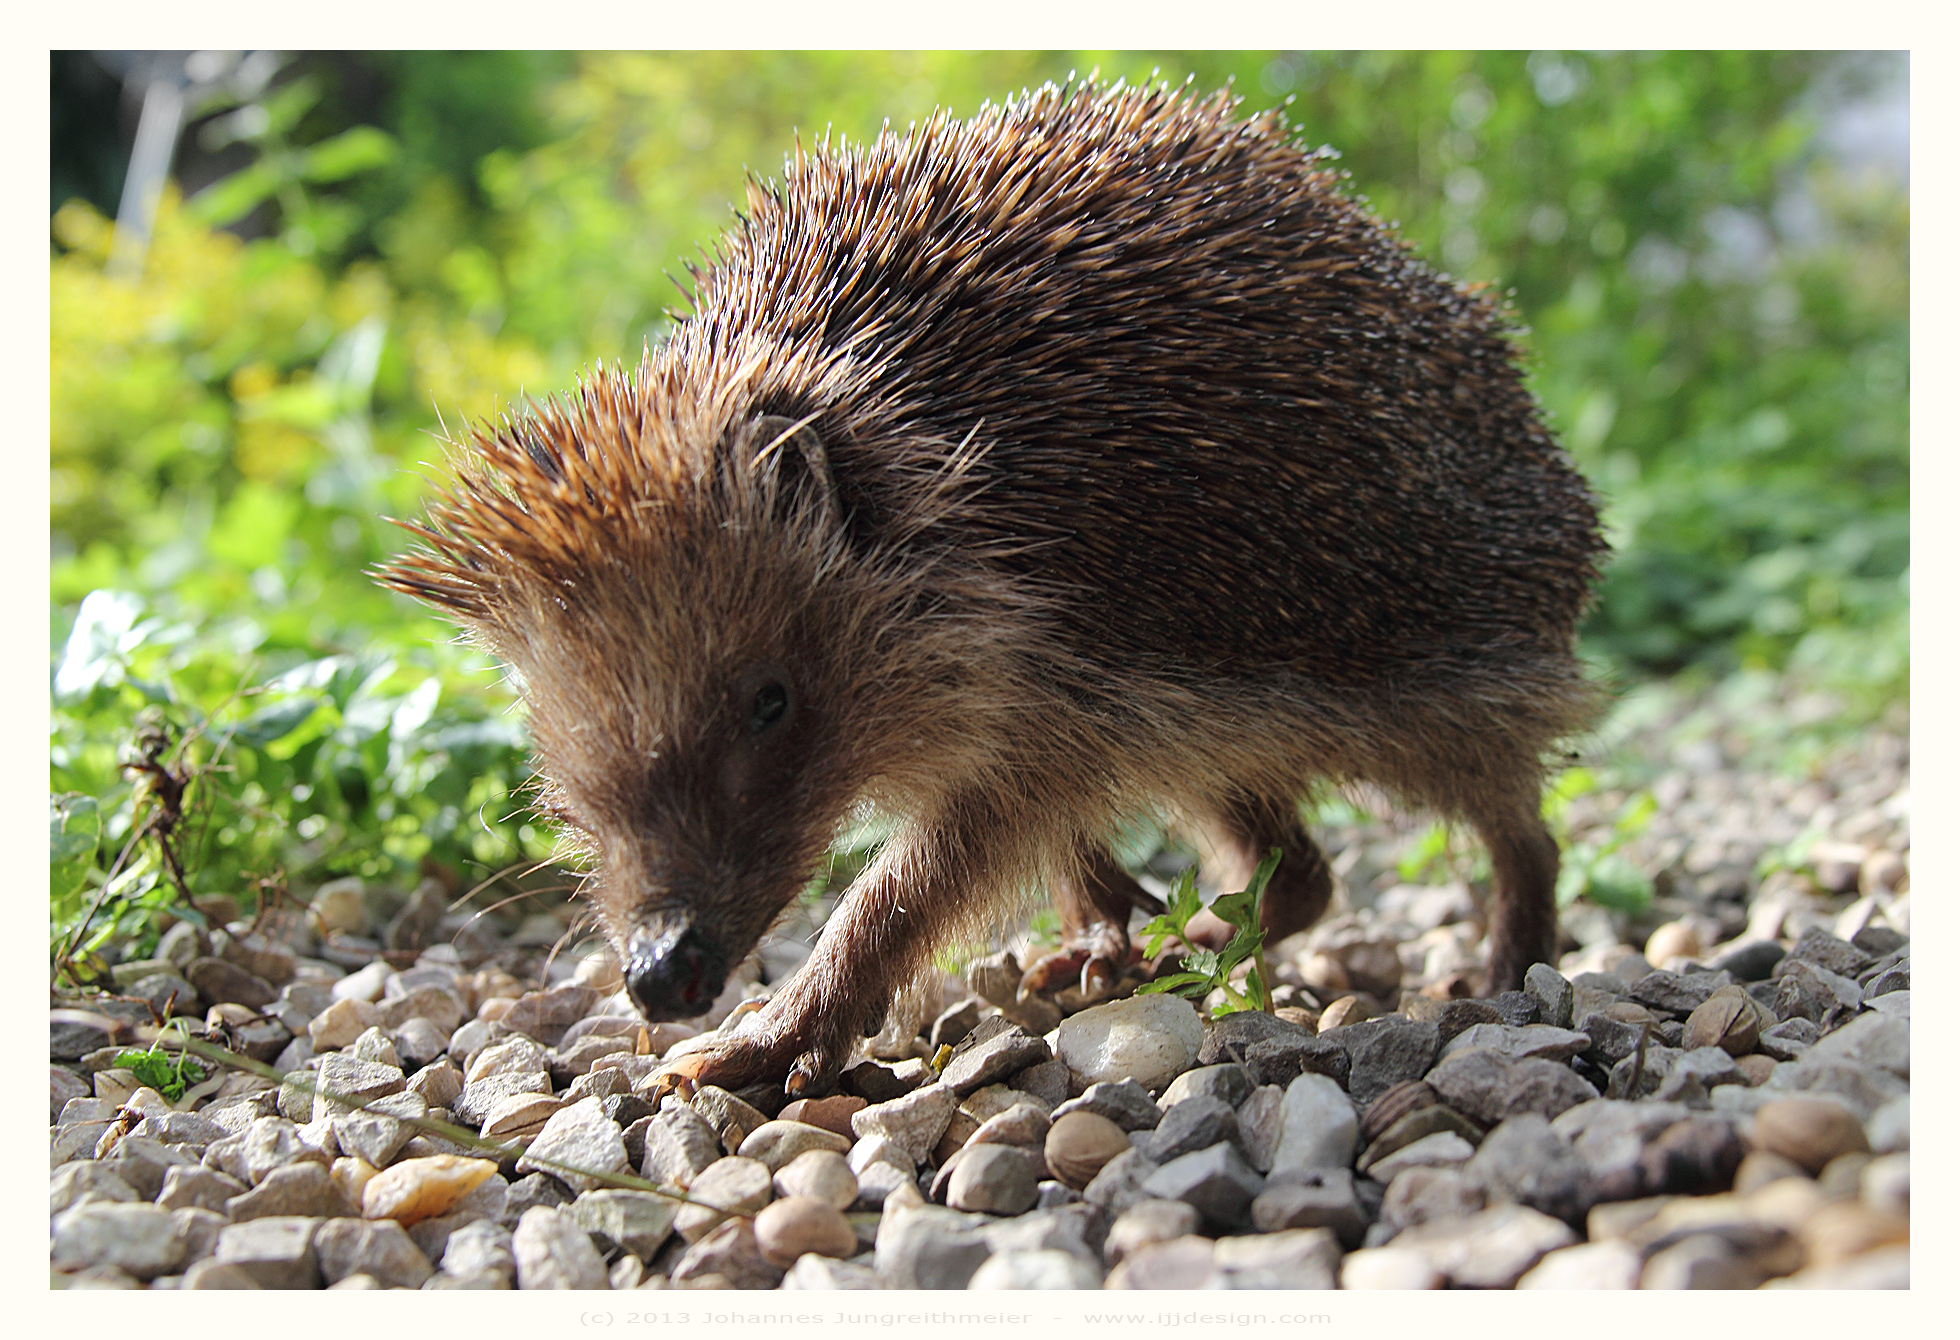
xmin=187 ymin=161 xmax=283 ymax=228
xmin=53 ymin=590 xmax=146 ymax=700
xmin=1136 ymin=971 xmax=1214 ymax=998
xmin=1581 ymin=854 xmax=1656 ymax=914
xmin=233 ymin=695 xmax=329 ymax=747
xmin=299 ymin=126 xmax=397 ymax=183
xmin=50 ymin=793 xmax=101 ymax=901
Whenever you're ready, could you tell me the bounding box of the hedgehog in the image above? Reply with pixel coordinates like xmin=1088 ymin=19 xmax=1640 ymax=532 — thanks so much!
xmin=378 ymin=80 xmax=1608 ymax=1097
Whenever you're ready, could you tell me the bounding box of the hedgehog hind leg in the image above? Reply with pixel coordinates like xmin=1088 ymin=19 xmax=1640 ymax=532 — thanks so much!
xmin=1017 ymin=843 xmax=1157 ymax=999
xmin=1188 ymin=796 xmax=1335 ymax=949
xmin=1469 ymin=802 xmax=1562 ymax=994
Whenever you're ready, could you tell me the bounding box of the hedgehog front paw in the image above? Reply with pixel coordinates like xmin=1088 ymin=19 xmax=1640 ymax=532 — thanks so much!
xmin=651 ymin=997 xmax=857 ymax=1100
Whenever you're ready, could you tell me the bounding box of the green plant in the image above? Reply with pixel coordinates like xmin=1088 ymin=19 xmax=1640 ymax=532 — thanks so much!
xmin=115 ymin=1027 xmax=208 ymax=1102
xmin=1136 ymin=850 xmax=1280 ymax=1016
xmin=1544 ymin=767 xmax=1658 ymax=914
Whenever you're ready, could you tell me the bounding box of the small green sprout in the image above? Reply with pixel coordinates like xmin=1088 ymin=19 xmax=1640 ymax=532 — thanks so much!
xmin=1135 ymin=848 xmax=1281 ymax=1017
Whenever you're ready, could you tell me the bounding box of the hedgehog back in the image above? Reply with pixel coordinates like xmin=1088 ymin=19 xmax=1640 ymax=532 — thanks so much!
xmin=666 ymin=83 xmax=1605 ymax=687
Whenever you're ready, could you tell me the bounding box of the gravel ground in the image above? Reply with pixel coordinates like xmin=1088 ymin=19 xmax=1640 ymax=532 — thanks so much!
xmin=49 ymin=674 xmax=1909 ymax=1290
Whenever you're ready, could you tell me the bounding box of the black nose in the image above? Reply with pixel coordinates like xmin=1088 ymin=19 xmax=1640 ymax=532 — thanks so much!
xmin=624 ymin=922 xmax=724 ymax=1020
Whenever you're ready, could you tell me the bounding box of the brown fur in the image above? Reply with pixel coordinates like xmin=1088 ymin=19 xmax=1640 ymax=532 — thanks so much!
xmin=377 ymin=81 xmax=1607 ymax=1095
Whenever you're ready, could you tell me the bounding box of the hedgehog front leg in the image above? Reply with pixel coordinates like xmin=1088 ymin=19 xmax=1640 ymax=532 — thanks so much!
xmin=656 ymin=811 xmax=994 ymax=1098
xmin=1017 ymin=844 xmax=1157 ymax=999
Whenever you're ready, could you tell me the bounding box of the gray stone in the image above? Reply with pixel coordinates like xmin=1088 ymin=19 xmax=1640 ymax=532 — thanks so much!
xmin=1807 ymin=1010 xmax=1908 ymax=1079
xmin=213 ymin=1216 xmax=323 ymax=1289
xmin=180 ymin=1259 xmax=264 ymax=1289
xmin=1863 ymin=960 xmax=1909 ymax=1000
xmin=1390 ymin=1202 xmax=1579 ymax=1287
xmin=1333 ymin=1016 xmax=1441 ymax=1107
xmin=331 ymin=1088 xmax=427 ymax=1166
xmin=1160 ymin=1062 xmax=1253 ymax=1110
xmin=1524 ymin=964 xmax=1575 ymax=1028
xmin=566 ymin=1189 xmax=679 ymax=1260
xmin=186 ymin=956 xmax=277 ymax=1009
xmin=1009 ymin=1058 xmax=1072 ymax=1107
xmin=1208 ymin=1226 xmax=1341 ymax=1288
xmin=440 ymin=1219 xmax=516 ymax=1281
xmin=1759 ymin=1016 xmax=1822 ymax=1060
xmin=1626 ymin=969 xmax=1732 ymax=1017
xmin=941 ymin=1025 xmax=1051 ymax=1095
xmin=50 ymin=1065 xmax=91 ymax=1121
xmin=945 ymin=1144 xmax=1042 ymax=1216
xmin=1140 ymin=1095 xmax=1240 ymax=1163
xmin=1440 ymin=1023 xmax=1592 ymax=1063
xmin=1463 ymin=1114 xmax=1594 ymax=1222
xmin=100 ymin=1135 xmax=199 ymax=1199
xmin=1268 ymin=1071 xmax=1358 ymax=1173
xmin=1234 ymin=1084 xmax=1285 ymax=1172
xmin=1762 ymin=1055 xmax=1906 ymax=1119
xmin=968 ymin=1247 xmax=1104 ymax=1289
xmin=1054 ymin=993 xmax=1204 ymax=1092
xmin=171 ymin=1205 xmax=229 ymax=1265
xmin=124 ymin=972 xmax=201 ymax=1019
xmin=498 ymin=1171 xmax=574 ymax=1228
xmin=225 ymin=1115 xmax=330 ymax=1186
xmin=1551 ymin=1098 xmax=1693 ymax=1191
xmin=641 ymin=1103 xmax=724 ymax=1187
xmin=1138 ymin=1140 xmax=1265 ymax=1232
xmin=1580 ymin=1013 xmax=1651 ymax=1066
xmin=512 ymin=1204 xmax=609 ymax=1289
xmin=498 ymin=984 xmax=599 ymax=1048
xmin=1773 ymin=959 xmax=1864 ymax=1029
xmin=515 ymin=1096 xmax=629 ymax=1193
xmin=1081 ymin=1146 xmax=1160 ymax=1217
xmin=310 ymin=1053 xmax=407 ymax=1123
xmin=225 ymin=1161 xmax=357 ymax=1220
xmin=156 ymin=1164 xmax=248 ymax=1214
xmin=390 ymin=1016 xmax=451 ymax=1071
xmin=1776 ymin=926 xmax=1872 ymax=980
xmin=673 ymin=1156 xmax=773 ymax=1243
xmin=1104 ymin=1198 xmax=1202 ymax=1264
xmin=1240 ymin=1034 xmax=1352 ymax=1090
xmin=979 ymin=1201 xmax=1105 ymax=1264
xmin=1865 ymin=988 xmax=1909 ymax=1018
xmin=1051 ymin=1078 xmax=1162 ymax=1130
xmin=780 ymin=1254 xmax=883 ymax=1289
xmin=1428 ymin=1048 xmax=1598 ymax=1125
xmin=1105 ymin=1234 xmax=1216 ymax=1288
xmin=873 ymin=1204 xmax=994 ymax=1288
xmin=670 ymin=1216 xmax=788 ymax=1289
xmin=1362 ymin=1131 xmax=1477 ymax=1183
xmin=51 ymin=1202 xmax=188 ymax=1279
xmin=1250 ymin=1166 xmax=1368 ymax=1247
xmin=50 ymin=1161 xmax=139 ymax=1213
xmin=1198 ymin=1008 xmax=1315 ymax=1064
xmin=314 ymin=1218 xmax=436 ymax=1289
xmin=453 ymin=1069 xmax=553 ymax=1127
xmin=1379 ymin=1165 xmax=1486 ymax=1233
xmin=850 ymin=1082 xmax=959 ymax=1164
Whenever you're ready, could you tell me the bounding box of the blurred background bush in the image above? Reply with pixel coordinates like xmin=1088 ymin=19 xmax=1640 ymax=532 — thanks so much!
xmin=49 ymin=51 xmax=1907 ymax=969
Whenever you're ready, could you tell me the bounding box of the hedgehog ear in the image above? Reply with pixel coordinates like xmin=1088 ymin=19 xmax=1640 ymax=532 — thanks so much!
xmin=751 ymin=415 xmax=840 ymax=534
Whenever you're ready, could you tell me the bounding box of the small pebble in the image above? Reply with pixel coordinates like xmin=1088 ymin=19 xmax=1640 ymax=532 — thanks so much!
xmin=753 ymin=1195 xmax=860 ymax=1266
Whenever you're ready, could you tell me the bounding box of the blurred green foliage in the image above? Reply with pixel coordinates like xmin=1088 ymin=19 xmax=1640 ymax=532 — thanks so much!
xmin=49 ymin=52 xmax=1907 ymax=961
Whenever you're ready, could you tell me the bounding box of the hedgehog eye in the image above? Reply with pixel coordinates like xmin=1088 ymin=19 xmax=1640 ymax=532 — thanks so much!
xmin=747 ymin=681 xmax=790 ymax=735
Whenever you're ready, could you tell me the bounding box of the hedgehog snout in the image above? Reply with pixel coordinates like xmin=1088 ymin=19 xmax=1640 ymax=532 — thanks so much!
xmin=623 ymin=917 xmax=728 ymax=1021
